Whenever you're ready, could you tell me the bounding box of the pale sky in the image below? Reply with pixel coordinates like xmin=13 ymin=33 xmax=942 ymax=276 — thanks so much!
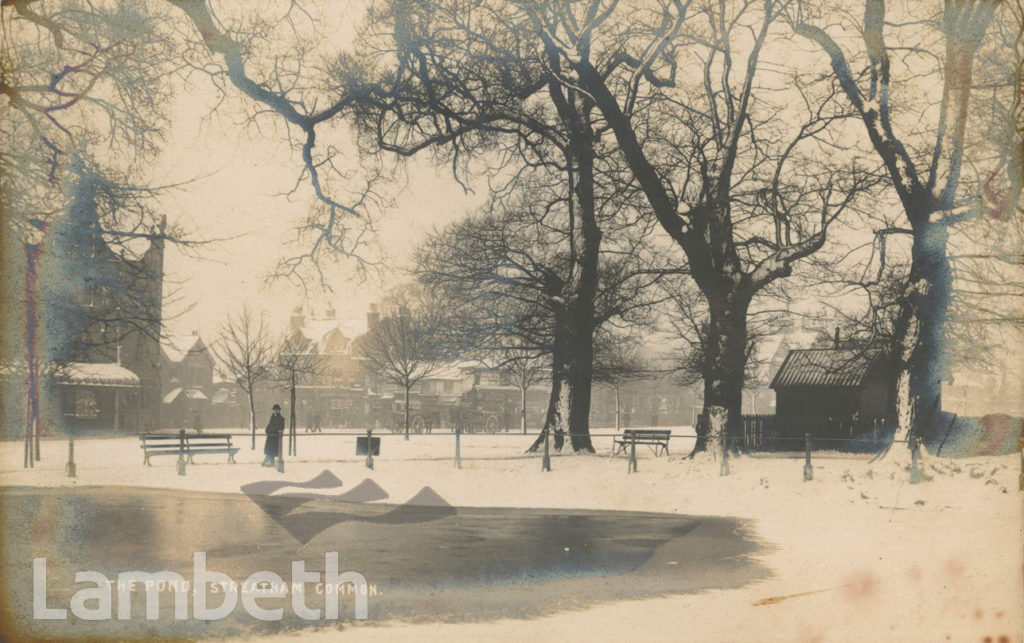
xmin=147 ymin=0 xmax=487 ymax=343
xmin=153 ymin=77 xmax=487 ymax=343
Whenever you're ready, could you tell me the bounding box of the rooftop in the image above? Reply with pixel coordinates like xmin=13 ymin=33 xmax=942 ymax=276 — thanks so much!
xmin=162 ymin=334 xmax=206 ymax=363
xmin=56 ymin=362 xmax=141 ymax=388
xmin=770 ymin=349 xmax=881 ymax=389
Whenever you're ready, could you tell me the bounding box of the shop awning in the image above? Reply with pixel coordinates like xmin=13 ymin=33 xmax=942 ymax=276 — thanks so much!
xmin=57 ymin=363 xmax=140 ymax=388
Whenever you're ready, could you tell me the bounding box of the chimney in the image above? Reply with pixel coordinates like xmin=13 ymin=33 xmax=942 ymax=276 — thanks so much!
xmin=833 ymin=327 xmax=840 ymax=349
xmin=367 ymin=303 xmax=380 ymax=331
xmin=290 ymin=306 xmax=305 ymax=331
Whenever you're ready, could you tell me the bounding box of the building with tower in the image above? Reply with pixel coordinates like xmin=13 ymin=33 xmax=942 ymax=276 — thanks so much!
xmin=34 ymin=171 xmax=166 ymax=435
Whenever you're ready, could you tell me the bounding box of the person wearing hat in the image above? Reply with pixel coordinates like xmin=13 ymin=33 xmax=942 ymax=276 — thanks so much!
xmin=262 ymin=404 xmax=285 ymax=467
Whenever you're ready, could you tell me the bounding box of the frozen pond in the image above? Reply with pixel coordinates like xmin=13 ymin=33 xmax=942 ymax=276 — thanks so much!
xmin=1 ymin=485 xmax=767 ymax=638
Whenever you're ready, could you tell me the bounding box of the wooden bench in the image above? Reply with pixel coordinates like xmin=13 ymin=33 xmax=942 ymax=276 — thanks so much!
xmin=140 ymin=434 xmax=187 ymax=465
xmin=140 ymin=432 xmax=238 ymax=465
xmin=612 ymin=429 xmax=672 ymax=457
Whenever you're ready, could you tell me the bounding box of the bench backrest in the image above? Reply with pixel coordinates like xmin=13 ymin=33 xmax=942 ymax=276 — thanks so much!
xmin=186 ymin=435 xmax=233 ymax=449
xmin=622 ymin=429 xmax=672 ymax=441
xmin=140 ymin=434 xmax=233 ymax=449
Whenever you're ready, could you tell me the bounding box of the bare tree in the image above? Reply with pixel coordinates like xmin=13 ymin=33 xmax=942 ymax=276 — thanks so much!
xmin=795 ymin=0 xmax=1010 ymax=441
xmin=357 ymin=294 xmax=449 ymax=440
xmin=507 ymin=0 xmax=878 ymax=451
xmin=500 ymin=345 xmax=550 ymax=434
xmin=209 ymin=306 xmax=275 ymax=450
xmin=274 ymin=330 xmax=325 ymax=456
xmin=416 ymin=182 xmax=667 ymax=451
xmin=592 ymin=332 xmax=649 ymax=432
xmin=418 ymin=207 xmax=576 ymax=449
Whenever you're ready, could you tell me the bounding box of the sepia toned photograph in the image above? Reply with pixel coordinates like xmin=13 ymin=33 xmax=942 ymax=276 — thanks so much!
xmin=1 ymin=0 xmax=1022 ymax=641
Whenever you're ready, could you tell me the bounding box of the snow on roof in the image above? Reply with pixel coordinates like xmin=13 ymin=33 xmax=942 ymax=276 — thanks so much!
xmin=294 ymin=318 xmax=368 ymax=351
xmin=770 ymin=349 xmax=881 ymax=389
xmin=335 ymin=317 xmax=368 ymax=340
xmin=452 ymin=358 xmax=491 ymax=372
xmin=162 ymin=334 xmax=205 ymax=363
xmin=162 ymin=387 xmax=209 ymax=404
xmin=57 ymin=363 xmax=140 ymax=388
xmin=296 ymin=319 xmax=340 ymax=344
xmin=425 ymin=365 xmax=471 ymax=381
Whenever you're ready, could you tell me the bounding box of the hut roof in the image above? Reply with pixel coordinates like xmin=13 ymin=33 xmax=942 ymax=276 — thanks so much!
xmin=770 ymin=349 xmax=880 ymax=389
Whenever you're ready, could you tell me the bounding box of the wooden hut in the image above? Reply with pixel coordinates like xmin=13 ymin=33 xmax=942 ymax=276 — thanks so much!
xmin=769 ymin=348 xmax=891 ymax=442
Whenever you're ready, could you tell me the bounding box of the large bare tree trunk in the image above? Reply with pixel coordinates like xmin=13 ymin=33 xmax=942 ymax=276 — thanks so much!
xmin=892 ymin=222 xmax=952 ymax=444
xmin=691 ymin=290 xmax=750 ymax=455
xmin=566 ymin=369 xmax=594 ymax=452
xmin=565 ymin=115 xmax=600 ymax=454
xmin=527 ymin=349 xmax=568 ymax=453
xmin=565 ymin=325 xmax=596 ymax=452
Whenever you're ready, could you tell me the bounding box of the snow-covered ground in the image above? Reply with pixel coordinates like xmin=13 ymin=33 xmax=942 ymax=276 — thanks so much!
xmin=2 ymin=429 xmax=1021 ymax=642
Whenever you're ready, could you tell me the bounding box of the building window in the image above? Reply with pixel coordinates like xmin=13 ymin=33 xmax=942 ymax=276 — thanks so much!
xmin=444 ymin=380 xmax=454 ymax=393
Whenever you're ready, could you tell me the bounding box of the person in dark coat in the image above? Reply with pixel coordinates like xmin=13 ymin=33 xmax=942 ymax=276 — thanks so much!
xmin=262 ymin=404 xmax=285 ymax=467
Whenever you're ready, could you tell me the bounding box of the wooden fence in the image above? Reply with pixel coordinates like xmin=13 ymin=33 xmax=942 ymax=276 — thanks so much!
xmin=741 ymin=415 xmax=887 ymax=451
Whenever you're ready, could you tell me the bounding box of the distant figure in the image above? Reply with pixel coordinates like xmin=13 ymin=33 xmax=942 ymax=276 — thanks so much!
xmin=305 ymin=410 xmax=314 ymax=433
xmin=313 ymin=410 xmax=323 ymax=433
xmin=263 ymin=404 xmax=285 ymax=467
xmin=553 ymin=410 xmax=565 ymax=452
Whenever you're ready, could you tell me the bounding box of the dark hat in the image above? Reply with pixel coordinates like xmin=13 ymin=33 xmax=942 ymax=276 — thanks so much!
xmin=272 ymin=404 xmax=281 ymax=411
